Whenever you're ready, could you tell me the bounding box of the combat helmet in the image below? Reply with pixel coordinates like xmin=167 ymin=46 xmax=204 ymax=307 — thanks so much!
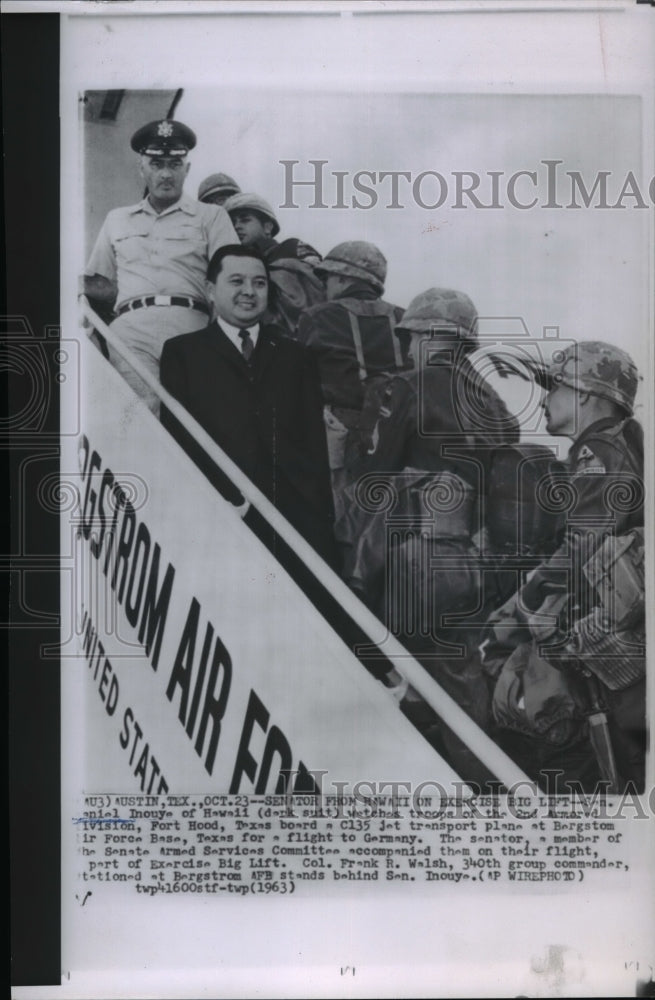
xmin=198 ymin=172 xmax=241 ymax=203
xmin=396 ymin=288 xmax=479 ymax=344
xmin=540 ymin=341 xmax=639 ymax=415
xmin=223 ymin=192 xmax=280 ymax=236
xmin=315 ymin=241 xmax=387 ymax=294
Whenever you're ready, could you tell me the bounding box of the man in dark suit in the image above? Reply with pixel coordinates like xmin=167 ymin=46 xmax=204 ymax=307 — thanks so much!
xmin=159 ymin=244 xmax=336 ymax=566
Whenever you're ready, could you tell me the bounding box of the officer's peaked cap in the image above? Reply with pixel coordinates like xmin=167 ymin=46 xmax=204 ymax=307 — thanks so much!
xmin=131 ymin=119 xmax=197 ymax=156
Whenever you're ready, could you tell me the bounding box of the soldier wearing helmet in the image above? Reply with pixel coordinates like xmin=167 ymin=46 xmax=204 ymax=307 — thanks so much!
xmin=338 ymin=288 xmax=519 ymax=785
xmin=357 ymin=287 xmax=520 ymax=476
xmin=224 ymin=192 xmax=321 ymax=263
xmin=224 ymin=192 xmax=324 ymax=336
xmin=83 ymin=119 xmax=237 ymax=414
xmin=224 ymin=192 xmax=281 ymax=245
xmin=539 ymin=340 xmax=639 ymax=432
xmin=484 ymin=340 xmax=645 ymax=792
xmin=315 ymin=240 xmax=388 ymax=298
xmin=296 ymin=241 xmax=411 ymax=517
xmin=198 ymin=172 xmax=241 ymax=206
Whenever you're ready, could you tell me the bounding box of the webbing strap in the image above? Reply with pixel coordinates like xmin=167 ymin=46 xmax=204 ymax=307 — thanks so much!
xmin=346 ymin=302 xmax=403 ymax=381
xmin=347 ymin=310 xmax=367 ymax=381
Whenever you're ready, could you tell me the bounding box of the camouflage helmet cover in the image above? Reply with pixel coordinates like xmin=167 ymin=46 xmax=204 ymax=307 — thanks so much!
xmin=541 ymin=341 xmax=639 ymax=414
xmin=315 ymin=241 xmax=387 ymax=294
xmin=223 ymin=192 xmax=280 ymax=236
xmin=396 ymin=288 xmax=479 ymax=343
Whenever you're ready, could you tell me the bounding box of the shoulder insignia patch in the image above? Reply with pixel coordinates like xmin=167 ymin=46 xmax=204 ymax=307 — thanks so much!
xmin=575 ymin=443 xmax=606 ymax=475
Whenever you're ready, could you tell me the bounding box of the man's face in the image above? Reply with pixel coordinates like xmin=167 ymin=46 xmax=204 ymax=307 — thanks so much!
xmin=231 ymin=210 xmax=272 ymax=246
xmin=210 ymin=255 xmax=269 ymax=327
xmin=139 ymin=155 xmax=189 ymax=207
xmin=541 ymin=382 xmax=579 ymax=437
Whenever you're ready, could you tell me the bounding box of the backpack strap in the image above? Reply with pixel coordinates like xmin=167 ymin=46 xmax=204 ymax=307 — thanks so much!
xmin=346 ymin=310 xmax=368 ymax=382
xmin=344 ymin=302 xmax=403 ymax=381
xmin=621 ymin=417 xmax=644 ymax=469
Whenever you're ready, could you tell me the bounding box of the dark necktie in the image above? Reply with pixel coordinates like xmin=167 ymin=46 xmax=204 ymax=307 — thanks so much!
xmin=239 ymin=328 xmax=254 ymax=363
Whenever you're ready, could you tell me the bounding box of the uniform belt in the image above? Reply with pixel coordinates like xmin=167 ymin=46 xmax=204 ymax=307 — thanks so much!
xmin=117 ymin=295 xmax=210 ymax=316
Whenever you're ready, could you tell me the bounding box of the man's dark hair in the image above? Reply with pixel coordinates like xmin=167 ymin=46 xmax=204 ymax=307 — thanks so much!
xmin=231 ymin=207 xmax=270 ymax=227
xmin=207 ymin=244 xmax=268 ymax=283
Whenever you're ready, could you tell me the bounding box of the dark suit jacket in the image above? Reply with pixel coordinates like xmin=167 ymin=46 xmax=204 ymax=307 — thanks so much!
xmin=160 ymin=319 xmax=335 ymax=562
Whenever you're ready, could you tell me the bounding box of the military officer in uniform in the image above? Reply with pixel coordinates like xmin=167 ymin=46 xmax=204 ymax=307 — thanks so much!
xmin=296 ymin=241 xmax=410 ymax=518
xmin=83 ymin=119 xmax=237 ymax=414
xmin=485 ymin=341 xmax=645 ymax=791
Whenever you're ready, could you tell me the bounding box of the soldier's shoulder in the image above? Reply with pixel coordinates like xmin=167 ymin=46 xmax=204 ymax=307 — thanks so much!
xmin=575 ymin=419 xmax=642 ymax=474
xmin=363 ymin=298 xmax=405 ymax=323
xmin=300 ymin=300 xmax=346 ymax=322
xmin=587 ymin=418 xmax=642 ymax=451
xmin=572 ymin=441 xmax=608 ymax=475
xmin=271 ymin=237 xmax=321 ymax=263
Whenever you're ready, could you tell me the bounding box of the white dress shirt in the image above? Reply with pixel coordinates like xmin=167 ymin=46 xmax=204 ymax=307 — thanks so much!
xmin=217 ymin=319 xmax=260 ymax=354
